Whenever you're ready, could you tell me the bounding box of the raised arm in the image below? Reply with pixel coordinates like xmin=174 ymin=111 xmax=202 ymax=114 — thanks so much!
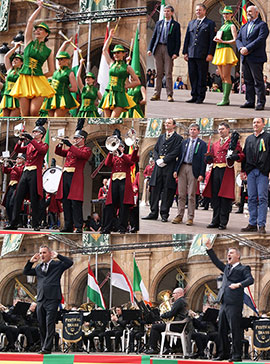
xmin=102 ymin=29 xmax=114 ymax=66
xmin=4 ymin=43 xmax=22 ymax=71
xmin=25 ymin=0 xmax=43 ymax=46
xmin=77 ymin=58 xmax=85 ymax=92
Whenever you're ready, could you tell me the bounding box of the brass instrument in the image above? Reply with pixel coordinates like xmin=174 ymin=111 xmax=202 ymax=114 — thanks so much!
xmin=124 ymin=128 xmax=139 ymax=148
xmin=51 ymin=136 xmax=69 ymax=142
xmin=158 ymin=290 xmax=174 ymax=322
xmin=105 ymin=135 xmax=120 ymax=152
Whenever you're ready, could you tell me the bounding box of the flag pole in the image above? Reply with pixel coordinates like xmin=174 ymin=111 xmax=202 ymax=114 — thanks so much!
xmin=109 ymin=253 xmax=112 ymax=309
xmin=86 ymin=19 xmax=92 ymax=72
xmin=95 ymin=251 xmax=98 ymax=309
xmin=87 ymin=256 xmax=90 ymax=303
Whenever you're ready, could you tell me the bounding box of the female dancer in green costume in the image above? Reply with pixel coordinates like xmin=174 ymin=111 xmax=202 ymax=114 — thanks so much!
xmin=77 ymin=58 xmax=102 ymax=117
xmin=0 ymin=43 xmax=23 ymax=116
xmin=10 ymin=0 xmax=55 ymax=116
xmin=99 ymin=29 xmax=140 ymax=117
xmin=42 ymin=39 xmax=79 ymax=117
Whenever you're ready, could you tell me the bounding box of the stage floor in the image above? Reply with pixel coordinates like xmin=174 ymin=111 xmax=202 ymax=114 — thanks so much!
xmin=0 ymin=353 xmax=258 ymax=364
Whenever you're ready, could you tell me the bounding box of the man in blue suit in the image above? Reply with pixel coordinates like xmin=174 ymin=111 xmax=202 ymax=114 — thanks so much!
xmin=23 ymin=245 xmax=73 ymax=354
xmin=236 ymin=5 xmax=269 ymax=110
xmin=147 ymin=5 xmax=181 ymax=102
xmin=183 ymin=4 xmax=216 ymax=104
xmin=172 ymin=123 xmax=207 ymax=226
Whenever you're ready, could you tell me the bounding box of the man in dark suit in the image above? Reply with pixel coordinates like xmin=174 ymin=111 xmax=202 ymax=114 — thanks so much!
xmin=206 ymin=240 xmax=254 ymax=362
xmin=23 ymin=245 xmax=73 ymax=354
xmin=236 ymin=5 xmax=269 ymax=110
xmin=142 ymin=118 xmax=183 ymax=222
xmin=183 ymin=3 xmax=216 ymax=104
xmin=172 ymin=123 xmax=207 ymax=226
xmin=147 ymin=5 xmax=181 ymax=102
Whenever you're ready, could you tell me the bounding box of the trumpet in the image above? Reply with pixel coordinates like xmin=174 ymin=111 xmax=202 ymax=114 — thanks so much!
xmin=124 ymin=128 xmax=139 ymax=148
xmin=105 ymin=135 xmax=120 ymax=152
xmin=51 ymin=136 xmax=69 ymax=142
xmin=14 ymin=131 xmax=29 ymax=138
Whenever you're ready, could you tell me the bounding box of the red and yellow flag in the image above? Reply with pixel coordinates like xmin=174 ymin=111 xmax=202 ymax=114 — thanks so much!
xmin=241 ymin=0 xmax=247 ymax=25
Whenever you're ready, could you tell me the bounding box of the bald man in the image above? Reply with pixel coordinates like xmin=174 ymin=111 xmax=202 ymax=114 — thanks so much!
xmin=145 ymin=287 xmax=188 ymax=355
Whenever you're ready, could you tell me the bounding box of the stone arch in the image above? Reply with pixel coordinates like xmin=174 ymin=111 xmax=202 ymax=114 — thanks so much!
xmin=0 ymin=269 xmax=33 ymax=306
xmin=187 ymin=274 xmax=218 ymax=311
xmin=140 ymin=141 xmax=156 ymax=171
xmin=150 ymin=257 xmax=187 ymax=302
xmin=258 ymin=280 xmax=270 ymax=311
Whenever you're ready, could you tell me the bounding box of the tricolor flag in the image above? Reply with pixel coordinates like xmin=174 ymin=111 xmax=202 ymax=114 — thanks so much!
xmin=44 ymin=126 xmax=49 ymax=167
xmin=131 ymin=23 xmax=141 ymax=76
xmin=244 ymin=286 xmax=259 ymax=315
xmin=70 ymin=33 xmax=80 ymax=117
xmin=111 ymin=259 xmax=134 ymax=303
xmin=87 ymin=263 xmax=106 ymax=309
xmin=241 ymin=0 xmax=247 ymax=25
xmin=97 ymin=23 xmax=110 ymax=95
xmin=159 ymin=0 xmax=166 ymax=20
xmin=133 ymin=258 xmax=150 ymax=304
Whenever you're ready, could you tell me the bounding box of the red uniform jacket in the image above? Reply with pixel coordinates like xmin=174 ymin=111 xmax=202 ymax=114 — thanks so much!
xmin=48 ymin=194 xmax=63 ymax=213
xmin=133 ymin=172 xmax=140 ymax=198
xmin=2 ymin=164 xmax=24 ymax=206
xmin=55 ymin=144 xmax=92 ymax=201
xmin=143 ymin=164 xmax=154 ymax=178
xmin=105 ymin=149 xmax=139 ymax=206
xmin=14 ymin=140 xmax=48 ymax=199
xmin=203 ymin=139 xmax=244 ymax=200
xmin=98 ymin=186 xmax=108 ymax=200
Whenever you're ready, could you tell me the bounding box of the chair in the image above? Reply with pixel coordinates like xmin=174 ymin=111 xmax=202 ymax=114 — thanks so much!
xmin=159 ymin=318 xmax=190 ymax=356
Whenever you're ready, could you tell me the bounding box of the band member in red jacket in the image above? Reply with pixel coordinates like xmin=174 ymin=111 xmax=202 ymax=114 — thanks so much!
xmin=98 ymin=178 xmax=108 ymax=200
xmin=2 ymin=154 xmax=25 ymax=224
xmin=5 ymin=125 xmax=48 ymax=230
xmin=55 ymin=130 xmax=92 ymax=233
xmin=102 ymin=141 xmax=139 ymax=233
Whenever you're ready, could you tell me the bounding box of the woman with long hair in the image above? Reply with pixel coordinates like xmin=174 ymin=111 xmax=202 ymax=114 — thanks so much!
xmin=0 ymin=43 xmax=23 ymax=116
xmin=10 ymin=0 xmax=55 ymax=116
xmin=77 ymin=59 xmax=102 ymax=117
xmin=212 ymin=6 xmax=238 ymax=106
xmin=99 ymin=29 xmax=140 ymax=117
xmin=41 ymin=38 xmax=79 ymax=117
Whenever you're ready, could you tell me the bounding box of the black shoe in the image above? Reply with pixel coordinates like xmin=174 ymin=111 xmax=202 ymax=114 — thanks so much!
xmin=240 ymin=103 xmax=255 ymax=108
xmin=186 ymin=98 xmax=197 ymax=103
xmin=3 ymin=225 xmax=17 ymax=230
xmin=255 ymin=104 xmax=264 ymax=111
xmin=235 ymin=210 xmax=243 ymax=214
xmin=141 ymin=214 xmax=158 ymax=220
xmin=39 ymin=350 xmax=51 ymax=354
xmin=229 ymin=358 xmax=242 ymax=362
xmin=60 ymin=228 xmax=73 ymax=232
xmin=33 ymin=226 xmax=40 ymax=231
xmin=75 ymin=228 xmax=82 ymax=233
xmin=195 ymin=99 xmax=204 ymax=104
xmin=214 ymin=356 xmax=230 ymax=361
xmin=241 ymin=224 xmax=257 ymax=232
xmin=219 ymin=224 xmax=226 ymax=230
xmin=145 ymin=348 xmax=158 ymax=355
xmin=161 ymin=216 xmax=168 ymax=222
xmin=163 ymin=348 xmax=173 ymax=355
xmin=207 ymin=223 xmax=219 ymax=228
xmin=259 ymin=226 xmax=266 ymax=234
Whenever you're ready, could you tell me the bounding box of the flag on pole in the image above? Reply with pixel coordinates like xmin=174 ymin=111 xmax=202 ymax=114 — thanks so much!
xmin=44 ymin=126 xmax=49 ymax=167
xmin=131 ymin=23 xmax=140 ymax=76
xmin=111 ymin=259 xmax=134 ymax=303
xmin=159 ymin=0 xmax=166 ymax=20
xmin=70 ymin=33 xmax=80 ymax=117
xmin=87 ymin=263 xmax=106 ymax=309
xmin=241 ymin=0 xmax=247 ymax=25
xmin=129 ymin=145 xmax=136 ymax=183
xmin=97 ymin=23 xmax=110 ymax=95
xmin=133 ymin=258 xmax=150 ymax=304
xmin=244 ymin=286 xmax=259 ymax=315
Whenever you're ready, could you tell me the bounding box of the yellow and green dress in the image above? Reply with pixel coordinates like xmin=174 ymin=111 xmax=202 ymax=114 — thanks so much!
xmin=0 ymin=68 xmax=21 ymax=110
xmin=212 ymin=20 xmax=238 ymax=66
xmin=77 ymin=85 xmax=100 ymax=117
xmin=10 ymin=39 xmax=55 ymax=99
xmin=121 ymin=85 xmax=144 ymax=118
xmin=99 ymin=60 xmax=136 ymax=111
xmin=41 ymin=66 xmax=79 ymax=111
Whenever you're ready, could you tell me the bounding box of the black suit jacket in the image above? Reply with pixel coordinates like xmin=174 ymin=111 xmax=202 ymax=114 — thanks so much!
xmin=207 ymin=249 xmax=254 ymax=308
xmin=161 ymin=296 xmax=187 ymax=321
xmin=148 ymin=18 xmax=181 ymax=57
xmin=23 ymin=254 xmax=73 ymax=302
xmin=149 ymin=132 xmax=183 ymax=190
xmin=182 ymin=17 xmax=216 ymax=58
xmin=174 ymin=137 xmax=207 ymax=179
xmin=236 ymin=18 xmax=269 ymax=64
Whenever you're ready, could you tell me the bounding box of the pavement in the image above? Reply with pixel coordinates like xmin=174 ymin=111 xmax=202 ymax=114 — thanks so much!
xmin=139 ymin=202 xmax=270 ymax=234
xmin=146 ymin=89 xmax=270 ymax=118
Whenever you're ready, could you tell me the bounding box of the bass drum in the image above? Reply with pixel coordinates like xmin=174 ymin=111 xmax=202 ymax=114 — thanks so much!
xmin=42 ymin=167 xmax=62 ymax=193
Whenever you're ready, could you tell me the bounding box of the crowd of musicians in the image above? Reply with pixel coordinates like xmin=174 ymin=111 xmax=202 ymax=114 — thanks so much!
xmin=142 ymin=117 xmax=270 ymax=233
xmin=0 ymin=1 xmax=146 ymax=118
xmin=1 ymin=120 xmax=140 ymax=233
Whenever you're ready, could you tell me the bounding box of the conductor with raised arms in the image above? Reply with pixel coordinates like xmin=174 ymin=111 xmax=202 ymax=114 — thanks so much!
xmin=23 ymin=245 xmax=73 ymax=354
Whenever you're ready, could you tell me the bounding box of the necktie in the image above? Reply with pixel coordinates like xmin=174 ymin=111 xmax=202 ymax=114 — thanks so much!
xmin=247 ymin=21 xmax=253 ymax=36
xmin=43 ymin=262 xmax=48 ymax=273
xmin=164 ymin=21 xmax=169 ymax=40
xmin=187 ymin=140 xmax=195 ymax=163
xmin=196 ymin=19 xmax=201 ymax=29
xmin=227 ymin=264 xmax=232 ymax=274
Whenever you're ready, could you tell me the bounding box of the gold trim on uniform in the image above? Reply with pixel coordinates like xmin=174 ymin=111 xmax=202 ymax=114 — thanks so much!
xmin=112 ymin=172 xmax=126 ymax=180
xmin=9 ymin=180 xmax=18 ymax=186
xmin=24 ymin=166 xmax=37 ymax=171
xmin=63 ymin=167 xmax=75 ymax=173
xmin=213 ymin=163 xmax=227 ymax=168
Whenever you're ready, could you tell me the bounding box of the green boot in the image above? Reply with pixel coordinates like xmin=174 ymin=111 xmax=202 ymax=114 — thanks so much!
xmin=217 ymin=83 xmax=232 ymax=106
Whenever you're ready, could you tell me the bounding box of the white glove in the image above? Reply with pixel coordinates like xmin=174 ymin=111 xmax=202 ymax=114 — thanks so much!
xmin=156 ymin=158 xmax=167 ymax=168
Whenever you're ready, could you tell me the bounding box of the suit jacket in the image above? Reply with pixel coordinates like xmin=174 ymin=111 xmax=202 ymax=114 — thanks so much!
xmin=182 ymin=17 xmax=216 ymax=59
xmin=149 ymin=132 xmax=183 ymax=190
xmin=207 ymin=249 xmax=254 ymax=308
xmin=161 ymin=296 xmax=187 ymax=321
xmin=174 ymin=137 xmax=207 ymax=179
xmin=148 ymin=18 xmax=181 ymax=57
xmin=236 ymin=18 xmax=269 ymax=63
xmin=23 ymin=254 xmax=73 ymax=302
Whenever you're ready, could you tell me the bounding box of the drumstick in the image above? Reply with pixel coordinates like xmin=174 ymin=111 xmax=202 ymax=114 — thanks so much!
xmin=114 ymin=17 xmax=121 ymax=33
xmin=58 ymin=30 xmax=83 ymax=59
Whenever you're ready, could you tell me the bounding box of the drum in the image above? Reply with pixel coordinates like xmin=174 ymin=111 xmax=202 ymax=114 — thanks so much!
xmin=42 ymin=167 xmax=62 ymax=193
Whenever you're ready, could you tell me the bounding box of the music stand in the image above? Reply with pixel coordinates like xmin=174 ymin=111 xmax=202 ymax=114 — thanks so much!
xmin=203 ymin=308 xmax=219 ymax=322
xmin=13 ymin=302 xmax=31 ymax=317
xmin=122 ymin=310 xmax=142 ymax=323
xmin=89 ymin=310 xmax=110 ymax=322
